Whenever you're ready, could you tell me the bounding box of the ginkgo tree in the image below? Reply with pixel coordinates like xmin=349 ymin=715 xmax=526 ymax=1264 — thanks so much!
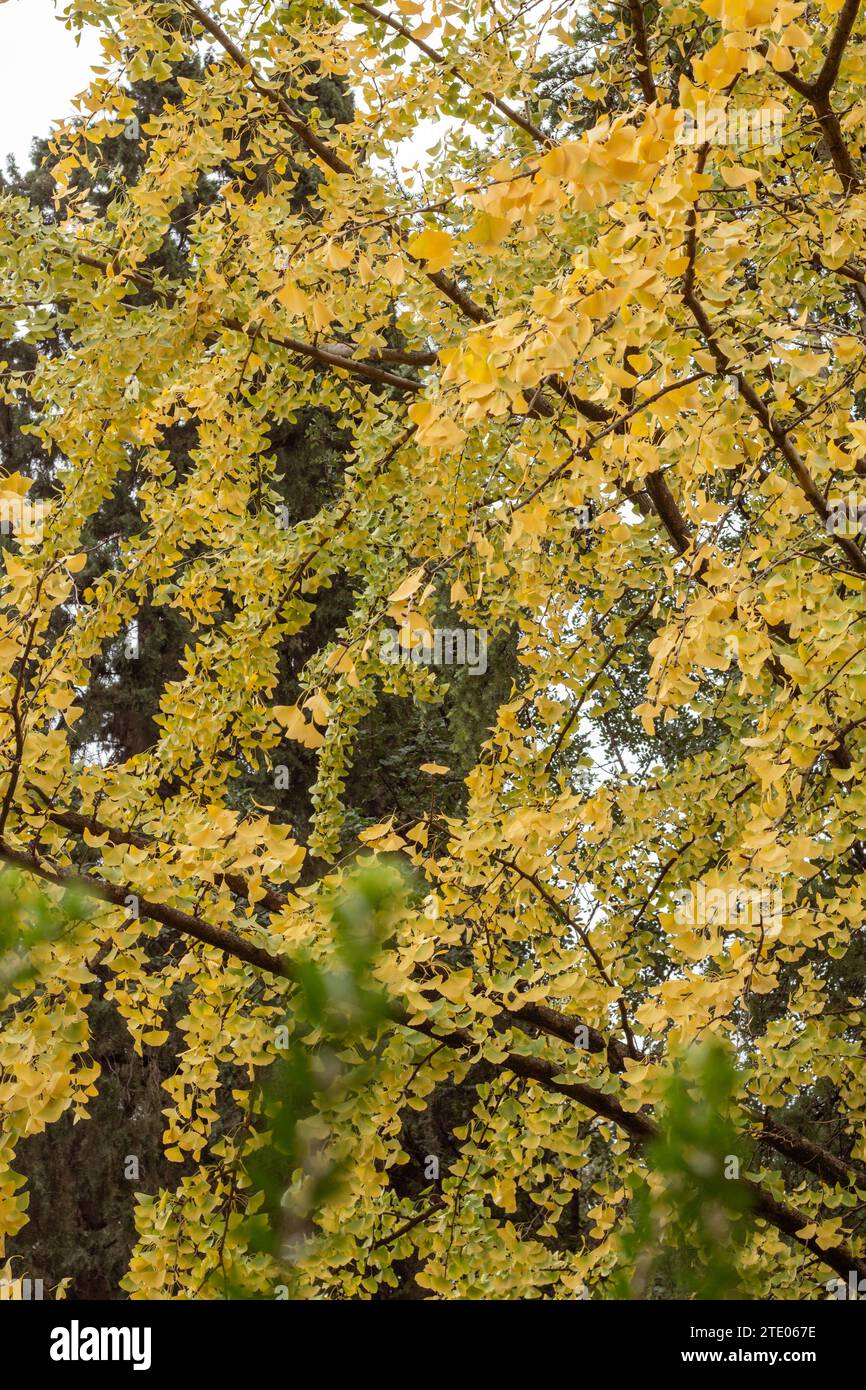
xmin=1 ymin=0 xmax=866 ymax=1299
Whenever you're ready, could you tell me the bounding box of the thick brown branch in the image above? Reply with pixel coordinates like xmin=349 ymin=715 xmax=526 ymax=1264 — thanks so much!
xmin=0 ymin=836 xmax=291 ymax=979
xmin=626 ymin=0 xmax=657 ymax=103
xmin=814 ymin=0 xmax=861 ymax=97
xmin=764 ymin=0 xmax=862 ymax=192
xmin=30 ymin=797 xmax=288 ymax=916
xmin=752 ymin=1110 xmax=863 ymax=1190
xmin=223 ymin=319 xmax=423 ymax=392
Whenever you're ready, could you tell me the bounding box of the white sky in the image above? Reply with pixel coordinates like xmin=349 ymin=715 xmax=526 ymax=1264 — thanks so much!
xmin=0 ymin=0 xmax=101 ymax=170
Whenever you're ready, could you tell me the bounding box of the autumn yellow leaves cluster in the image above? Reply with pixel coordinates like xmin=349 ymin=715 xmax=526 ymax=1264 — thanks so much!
xmin=0 ymin=0 xmax=866 ymax=1297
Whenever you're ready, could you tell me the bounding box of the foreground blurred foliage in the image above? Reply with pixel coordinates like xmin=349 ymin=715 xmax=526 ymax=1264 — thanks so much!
xmin=613 ymin=1043 xmax=753 ymax=1300
xmin=0 ymin=871 xmax=88 ymax=1003
xmin=233 ymin=865 xmax=402 ymax=1296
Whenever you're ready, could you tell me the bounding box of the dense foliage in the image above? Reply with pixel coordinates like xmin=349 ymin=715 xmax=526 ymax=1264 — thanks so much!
xmin=1 ymin=0 xmax=866 ymax=1300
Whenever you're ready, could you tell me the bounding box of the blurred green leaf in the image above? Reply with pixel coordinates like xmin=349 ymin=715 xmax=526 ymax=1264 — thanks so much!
xmin=612 ymin=1040 xmax=754 ymax=1300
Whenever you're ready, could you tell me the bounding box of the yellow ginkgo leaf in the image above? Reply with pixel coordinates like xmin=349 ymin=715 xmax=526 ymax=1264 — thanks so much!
xmin=407 ymin=228 xmax=455 ymax=273
xmin=277 ymin=281 xmax=310 ymax=316
xmin=388 ymin=567 xmax=426 ymax=604
xmin=719 ymin=163 xmax=759 ymax=188
xmin=273 ymin=704 xmax=326 ymax=748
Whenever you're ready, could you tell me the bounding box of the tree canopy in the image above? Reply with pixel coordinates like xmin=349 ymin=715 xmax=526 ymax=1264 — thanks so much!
xmin=1 ymin=0 xmax=866 ymax=1300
